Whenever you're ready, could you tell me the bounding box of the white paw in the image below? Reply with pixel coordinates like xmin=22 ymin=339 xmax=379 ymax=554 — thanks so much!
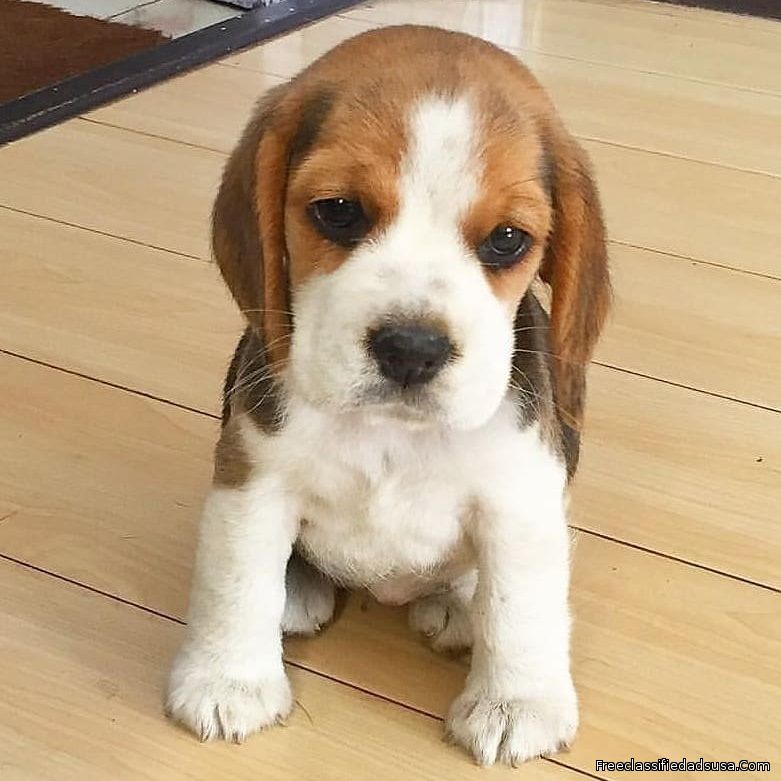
xmin=446 ymin=683 xmax=578 ymax=766
xmin=281 ymin=554 xmax=335 ymax=635
xmin=166 ymin=655 xmax=292 ymax=742
xmin=409 ymin=591 xmax=472 ymax=653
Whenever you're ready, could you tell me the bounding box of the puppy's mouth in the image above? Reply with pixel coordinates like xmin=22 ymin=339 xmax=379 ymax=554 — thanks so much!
xmin=355 ymin=383 xmax=443 ymax=426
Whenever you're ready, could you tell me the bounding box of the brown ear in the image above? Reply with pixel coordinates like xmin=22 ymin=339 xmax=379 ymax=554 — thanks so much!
xmin=211 ymin=84 xmax=294 ymax=367
xmin=539 ymin=125 xmax=611 ymax=433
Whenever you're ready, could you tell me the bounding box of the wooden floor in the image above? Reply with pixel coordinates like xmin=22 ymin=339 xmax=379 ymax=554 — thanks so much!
xmin=1 ymin=1 xmax=780 ymax=778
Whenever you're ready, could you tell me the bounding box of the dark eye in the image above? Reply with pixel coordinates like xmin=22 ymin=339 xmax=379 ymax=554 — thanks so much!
xmin=478 ymin=225 xmax=532 ymax=269
xmin=309 ymin=198 xmax=369 ymax=246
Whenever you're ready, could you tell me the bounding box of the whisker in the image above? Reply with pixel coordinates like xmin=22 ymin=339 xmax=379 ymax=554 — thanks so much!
xmin=225 ymin=357 xmax=289 ymax=400
xmin=510 ymin=365 xmax=544 ymax=420
xmin=512 ymin=347 xmax=585 ymax=367
xmin=510 ymin=365 xmax=578 ymax=427
xmin=259 ymin=332 xmax=293 ymax=353
xmin=239 ymin=307 xmax=295 ymax=316
xmin=512 ymin=325 xmax=551 ymax=332
xmin=245 ymin=379 xmax=287 ymax=421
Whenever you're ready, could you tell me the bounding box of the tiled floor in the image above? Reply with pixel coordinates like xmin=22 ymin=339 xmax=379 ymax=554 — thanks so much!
xmin=1 ymin=0 xmax=780 ymax=779
xmin=28 ymin=0 xmax=243 ymax=37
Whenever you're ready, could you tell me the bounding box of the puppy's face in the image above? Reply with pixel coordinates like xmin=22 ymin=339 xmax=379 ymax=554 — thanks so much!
xmin=214 ymin=26 xmax=609 ymax=434
xmin=286 ymin=91 xmax=551 ymax=429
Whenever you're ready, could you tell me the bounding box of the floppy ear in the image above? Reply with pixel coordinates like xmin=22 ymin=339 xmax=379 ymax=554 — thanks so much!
xmin=539 ymin=125 xmax=611 ymax=433
xmin=211 ymin=84 xmax=295 ymax=368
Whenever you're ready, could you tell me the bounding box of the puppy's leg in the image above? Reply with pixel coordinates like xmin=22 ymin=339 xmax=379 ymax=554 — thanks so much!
xmin=409 ymin=571 xmax=476 ymax=653
xmin=166 ymin=474 xmax=298 ymax=742
xmin=282 ymin=552 xmax=335 ymax=635
xmin=447 ymin=447 xmax=576 ymax=766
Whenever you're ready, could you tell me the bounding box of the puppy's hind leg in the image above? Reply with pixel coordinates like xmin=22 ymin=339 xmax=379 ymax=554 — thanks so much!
xmin=409 ymin=571 xmax=476 ymax=654
xmin=282 ymin=552 xmax=336 ymax=635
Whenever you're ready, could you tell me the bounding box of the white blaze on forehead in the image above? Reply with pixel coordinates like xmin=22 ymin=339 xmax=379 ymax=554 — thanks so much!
xmin=400 ymin=94 xmax=480 ymax=225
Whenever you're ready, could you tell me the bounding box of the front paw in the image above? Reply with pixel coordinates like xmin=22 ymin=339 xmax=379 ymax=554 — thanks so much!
xmin=446 ymin=682 xmax=577 ymax=766
xmin=166 ymin=653 xmax=292 ymax=742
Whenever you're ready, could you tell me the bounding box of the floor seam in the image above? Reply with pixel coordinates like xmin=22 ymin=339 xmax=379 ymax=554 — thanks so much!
xmin=106 ymin=0 xmax=163 ymax=22
xmin=593 ymin=361 xmax=781 ymax=414
xmin=335 ymin=14 xmax=781 ymax=98
xmin=607 ymin=240 xmax=781 ymax=281
xmin=576 ymin=134 xmax=781 ymax=180
xmin=79 ymin=116 xmax=227 ymax=154
xmin=0 ymin=348 xmax=221 ymax=420
xmin=572 ymin=527 xmax=781 ymax=594
xmin=79 ymin=100 xmax=781 ymax=183
xmin=0 ymin=204 xmax=210 ymax=263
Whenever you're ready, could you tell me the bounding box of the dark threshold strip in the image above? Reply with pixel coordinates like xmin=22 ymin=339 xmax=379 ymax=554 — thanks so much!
xmin=654 ymin=0 xmax=781 ymax=19
xmin=0 ymin=0 xmax=363 ymax=146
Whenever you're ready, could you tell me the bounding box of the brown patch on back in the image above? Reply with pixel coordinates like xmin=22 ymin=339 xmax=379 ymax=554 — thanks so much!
xmin=213 ymin=418 xmax=253 ymax=488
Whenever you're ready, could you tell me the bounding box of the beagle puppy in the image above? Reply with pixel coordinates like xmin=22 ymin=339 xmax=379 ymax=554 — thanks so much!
xmin=166 ymin=25 xmax=610 ymax=766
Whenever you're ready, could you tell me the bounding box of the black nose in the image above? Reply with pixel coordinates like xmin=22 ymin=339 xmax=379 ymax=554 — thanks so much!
xmin=368 ymin=323 xmax=452 ymax=387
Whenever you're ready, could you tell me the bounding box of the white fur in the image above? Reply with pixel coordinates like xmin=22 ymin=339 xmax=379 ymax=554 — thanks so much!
xmin=168 ymin=94 xmax=575 ymax=765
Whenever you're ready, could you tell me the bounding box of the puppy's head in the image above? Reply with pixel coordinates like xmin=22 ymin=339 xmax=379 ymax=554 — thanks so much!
xmin=214 ymin=25 xmax=609 ymax=432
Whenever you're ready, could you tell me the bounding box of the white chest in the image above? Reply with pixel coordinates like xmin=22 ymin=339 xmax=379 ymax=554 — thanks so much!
xmin=277 ymin=410 xmax=469 ymax=588
xmin=256 ymin=398 xmax=563 ymax=597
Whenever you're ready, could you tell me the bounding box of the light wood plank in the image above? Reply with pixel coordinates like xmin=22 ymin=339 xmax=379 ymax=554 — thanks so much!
xmin=596 ymin=245 xmax=781 ymax=411
xmin=0 ymin=562 xmax=571 ymax=781
xmin=91 ymin=49 xmax=781 ymax=177
xmin=88 ymin=68 xmax=284 ymax=154
xmin=0 ymin=210 xmax=241 ymax=415
xmin=0 ymin=120 xmax=220 ymax=260
xmin=0 ymin=355 xmax=214 ymax=615
xmin=540 ymin=56 xmax=781 ymax=178
xmin=2 ymin=227 xmax=779 ymax=584
xmin=340 ymin=0 xmax=781 ymax=94
xmin=220 ymin=16 xmax=365 ymax=80
xmin=576 ymin=365 xmax=781 ymax=589
xmin=2 ymin=356 xmax=779 ymax=774
xmin=585 ymin=140 xmax=781 ymax=279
